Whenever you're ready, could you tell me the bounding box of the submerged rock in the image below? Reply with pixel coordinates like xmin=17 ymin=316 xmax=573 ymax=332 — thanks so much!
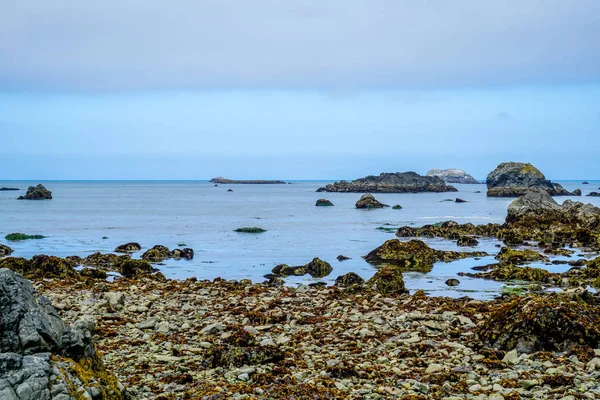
xmin=355 ymin=193 xmax=388 ymax=209
xmin=17 ymin=184 xmax=52 ymax=200
xmin=455 ymin=198 xmax=467 ymax=203
xmin=445 ymin=278 xmax=460 ymax=287
xmin=209 ymin=177 xmax=286 ymax=184
xmin=323 ymin=172 xmax=457 ymax=193
xmin=114 ymin=242 xmax=142 ymax=253
xmin=336 ymin=255 xmax=351 ymax=261
xmin=171 ymin=247 xmax=194 ymax=260
xmin=392 ymin=204 xmax=402 ymax=209
xmin=486 ymin=162 xmax=574 ymax=197
xmin=426 ymin=168 xmax=479 ymax=184
xmin=315 ymin=198 xmax=334 ymax=206
xmin=587 ymin=192 xmax=600 ymax=197
xmin=0 ymin=187 xmax=19 ymax=191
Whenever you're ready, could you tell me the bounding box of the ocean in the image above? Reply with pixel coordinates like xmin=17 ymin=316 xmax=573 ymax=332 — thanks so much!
xmin=1 ymin=180 xmax=599 ymax=299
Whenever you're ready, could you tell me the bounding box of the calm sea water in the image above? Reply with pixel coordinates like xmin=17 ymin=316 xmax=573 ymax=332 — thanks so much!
xmin=1 ymin=180 xmax=599 ymax=299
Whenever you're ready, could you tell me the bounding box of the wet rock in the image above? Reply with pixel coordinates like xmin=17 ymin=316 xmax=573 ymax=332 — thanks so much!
xmin=117 ymin=258 xmax=153 ymax=278
xmin=573 ymin=189 xmax=582 ymax=196
xmin=305 ymin=258 xmax=333 ymax=278
xmin=0 ymin=244 xmax=13 ymax=257
xmin=336 ymin=255 xmax=350 ymax=261
xmin=495 ymin=247 xmax=547 ymax=265
xmin=0 ymin=187 xmax=19 ymax=191
xmin=426 ymin=168 xmax=479 ymax=184
xmin=457 ymin=236 xmax=478 ymax=246
xmin=355 ymin=193 xmax=388 ymax=209
xmin=142 ymin=245 xmax=171 ymax=262
xmin=486 ymin=162 xmax=574 ymax=197
xmin=455 ymin=198 xmax=467 ymax=203
xmin=171 ymin=247 xmax=194 ymax=260
xmin=17 ymin=184 xmax=52 ymax=200
xmin=0 ymin=255 xmax=78 ymax=280
xmin=114 ymin=242 xmax=142 ymax=253
xmin=315 ymin=199 xmax=334 ymax=206
xmin=392 ymin=204 xmax=402 ymax=209
xmin=445 ymin=278 xmax=460 ymax=287
xmin=271 ymin=264 xmax=306 ymax=277
xmin=334 ymin=272 xmax=365 ymax=287
xmin=324 ymin=172 xmax=457 ymax=193
xmin=587 ymin=192 xmax=600 ymax=197
xmin=367 ymin=267 xmax=408 ymax=296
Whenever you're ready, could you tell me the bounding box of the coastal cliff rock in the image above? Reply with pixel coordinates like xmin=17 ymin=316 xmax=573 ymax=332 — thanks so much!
xmin=209 ymin=177 xmax=285 ymax=184
xmin=0 ymin=268 xmax=125 ymax=399
xmin=355 ymin=193 xmax=388 ymax=209
xmin=323 ymin=172 xmax=457 ymax=193
xmin=426 ymin=168 xmax=479 ymax=184
xmin=486 ymin=162 xmax=573 ymax=197
xmin=17 ymin=184 xmax=52 ymax=200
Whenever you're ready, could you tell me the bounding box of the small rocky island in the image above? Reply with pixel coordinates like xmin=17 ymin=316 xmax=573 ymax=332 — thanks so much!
xmin=0 ymin=187 xmax=19 ymax=191
xmin=209 ymin=177 xmax=286 ymax=184
xmin=486 ymin=162 xmax=576 ymax=197
xmin=319 ymin=172 xmax=457 ymax=193
xmin=17 ymin=184 xmax=52 ymax=200
xmin=426 ymin=168 xmax=479 ymax=184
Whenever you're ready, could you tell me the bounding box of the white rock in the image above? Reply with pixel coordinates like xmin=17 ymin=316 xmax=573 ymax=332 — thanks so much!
xmin=425 ymin=363 xmax=444 ymax=374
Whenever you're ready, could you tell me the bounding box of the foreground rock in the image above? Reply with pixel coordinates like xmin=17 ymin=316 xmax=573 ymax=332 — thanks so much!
xmin=486 ymin=162 xmax=574 ymax=197
xmin=17 ymin=184 xmax=53 ymax=200
xmin=209 ymin=177 xmax=286 ymax=184
xmin=426 ymin=168 xmax=479 ymax=184
xmin=272 ymin=257 xmax=333 ymax=278
xmin=0 ymin=244 xmax=14 ymax=257
xmin=323 ymin=172 xmax=457 ymax=193
xmin=0 ymin=268 xmax=125 ymax=399
xmin=355 ymin=193 xmax=388 ymax=209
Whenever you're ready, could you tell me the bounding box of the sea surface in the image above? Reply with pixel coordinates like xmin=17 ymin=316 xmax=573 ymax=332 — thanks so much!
xmin=2 ymin=180 xmax=600 ymax=300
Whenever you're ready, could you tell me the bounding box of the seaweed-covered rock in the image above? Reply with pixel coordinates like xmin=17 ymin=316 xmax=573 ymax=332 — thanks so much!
xmin=334 ymin=272 xmax=365 ymax=287
xmin=479 ymin=294 xmax=600 ymax=353
xmin=0 ymin=255 xmax=78 ymax=280
xmin=315 ymin=199 xmax=334 ymax=206
xmin=114 ymin=242 xmax=142 ymax=253
xmin=5 ymin=233 xmax=46 ymax=241
xmin=426 ymin=168 xmax=479 ymax=184
xmin=355 ymin=193 xmax=388 ymax=209
xmin=445 ymin=278 xmax=460 ymax=286
xmin=392 ymin=204 xmax=402 ymax=210
xmin=457 ymin=236 xmax=478 ymax=247
xmin=0 ymin=244 xmax=13 ymax=257
xmin=324 ymin=172 xmax=457 ymax=193
xmin=141 ymin=245 xmax=171 ymax=262
xmin=17 ymin=184 xmax=53 ymax=200
xmin=117 ymin=258 xmax=153 ymax=278
xmin=0 ymin=268 xmax=125 ymax=399
xmin=573 ymin=189 xmax=582 ymax=196
xmin=336 ymin=255 xmax=350 ymax=261
xmin=271 ymin=264 xmax=306 ymax=277
xmin=81 ymin=252 xmax=129 ymax=269
xmin=171 ymin=247 xmax=194 ymax=260
xmin=462 ymin=264 xmax=555 ymax=283
xmin=366 ymin=267 xmax=408 ymax=296
xmin=495 ymin=247 xmax=547 ymax=265
xmin=305 ymin=258 xmax=333 ymax=278
xmin=486 ymin=162 xmax=573 ymax=197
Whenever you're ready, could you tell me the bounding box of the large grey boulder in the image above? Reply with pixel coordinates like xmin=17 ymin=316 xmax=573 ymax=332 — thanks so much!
xmin=486 ymin=162 xmax=573 ymax=197
xmin=0 ymin=268 xmax=125 ymax=399
xmin=427 ymin=168 xmax=479 ymax=184
xmin=324 ymin=172 xmax=457 ymax=193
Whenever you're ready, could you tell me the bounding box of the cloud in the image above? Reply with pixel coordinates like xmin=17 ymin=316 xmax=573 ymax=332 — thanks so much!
xmin=1 ymin=0 xmax=600 ymax=91
xmin=497 ymin=111 xmax=511 ymax=120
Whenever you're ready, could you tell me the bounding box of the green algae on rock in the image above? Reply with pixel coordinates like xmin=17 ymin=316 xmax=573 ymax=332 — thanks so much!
xmin=5 ymin=232 xmax=46 ymax=241
xmin=0 ymin=255 xmax=78 ymax=280
xmin=486 ymin=162 xmax=574 ymax=197
xmin=366 ymin=266 xmax=409 ymax=295
xmin=117 ymin=258 xmax=153 ymax=278
xmin=141 ymin=244 xmax=171 ymax=262
xmin=114 ymin=242 xmax=142 ymax=253
xmin=17 ymin=183 xmax=53 ymax=200
xmin=334 ymin=272 xmax=365 ymax=287
xmin=495 ymin=247 xmax=547 ymax=265
xmin=305 ymin=257 xmax=333 ymax=278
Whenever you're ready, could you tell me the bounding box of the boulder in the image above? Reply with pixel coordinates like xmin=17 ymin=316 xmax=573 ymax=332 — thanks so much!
xmin=315 ymin=199 xmax=334 ymax=206
xmin=573 ymin=189 xmax=582 ymax=196
xmin=336 ymin=255 xmax=350 ymax=261
xmin=0 ymin=244 xmax=13 ymax=257
xmin=366 ymin=267 xmax=409 ymax=296
xmin=355 ymin=193 xmax=388 ymax=209
xmin=587 ymin=192 xmax=600 ymax=197
xmin=0 ymin=255 xmax=78 ymax=280
xmin=0 ymin=268 xmax=125 ymax=399
xmin=323 ymin=172 xmax=457 ymax=193
xmin=118 ymin=258 xmax=153 ymax=278
xmin=271 ymin=264 xmax=306 ymax=277
xmin=141 ymin=245 xmax=171 ymax=262
xmin=171 ymin=247 xmax=194 ymax=260
xmin=305 ymin=258 xmax=333 ymax=278
xmin=334 ymin=272 xmax=365 ymax=287
xmin=445 ymin=278 xmax=460 ymax=286
xmin=17 ymin=184 xmax=52 ymax=200
xmin=486 ymin=162 xmax=574 ymax=197
xmin=455 ymin=198 xmax=467 ymax=203
xmin=495 ymin=247 xmax=547 ymax=265
xmin=457 ymin=236 xmax=478 ymax=247
xmin=426 ymin=168 xmax=479 ymax=184
xmin=392 ymin=204 xmax=402 ymax=209
xmin=114 ymin=242 xmax=142 ymax=253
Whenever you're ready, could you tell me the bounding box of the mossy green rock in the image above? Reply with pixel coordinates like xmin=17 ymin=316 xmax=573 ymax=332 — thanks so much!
xmin=118 ymin=258 xmax=153 ymax=278
xmin=0 ymin=255 xmax=77 ymax=279
xmin=17 ymin=183 xmax=53 ymax=200
xmin=141 ymin=245 xmax=171 ymax=262
xmin=495 ymin=247 xmax=547 ymax=265
xmin=334 ymin=272 xmax=365 ymax=287
xmin=457 ymin=236 xmax=478 ymax=246
xmin=114 ymin=242 xmax=142 ymax=253
xmin=367 ymin=267 xmax=408 ymax=296
xmin=305 ymin=257 xmax=333 ymax=278
xmin=5 ymin=233 xmax=46 ymax=241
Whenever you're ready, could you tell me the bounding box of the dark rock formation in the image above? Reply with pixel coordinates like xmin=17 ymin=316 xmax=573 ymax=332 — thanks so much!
xmin=141 ymin=245 xmax=171 ymax=262
xmin=0 ymin=244 xmax=14 ymax=257
xmin=587 ymin=192 xmax=600 ymax=197
xmin=17 ymin=184 xmax=52 ymax=200
xmin=315 ymin=187 xmax=326 ymax=192
xmin=118 ymin=258 xmax=153 ymax=278
xmin=426 ymin=168 xmax=479 ymax=184
xmin=5 ymin=233 xmax=45 ymax=241
xmin=455 ymin=198 xmax=467 ymax=203
xmin=445 ymin=278 xmax=460 ymax=287
xmin=486 ymin=162 xmax=574 ymax=197
xmin=271 ymin=264 xmax=306 ymax=277
xmin=334 ymin=272 xmax=365 ymax=287
xmin=355 ymin=193 xmax=388 ymax=209
xmin=114 ymin=242 xmax=142 ymax=253
xmin=457 ymin=236 xmax=478 ymax=247
xmin=392 ymin=205 xmax=402 ymax=210
xmin=323 ymin=172 xmax=457 ymax=193
xmin=0 ymin=255 xmax=78 ymax=280
xmin=305 ymin=258 xmax=333 ymax=278
xmin=209 ymin=177 xmax=285 ymax=184
xmin=583 ymin=182 xmax=589 ymax=184
xmin=0 ymin=187 xmax=19 ymax=191
xmin=315 ymin=199 xmax=334 ymax=206
xmin=234 ymin=227 xmax=266 ymax=233
xmin=171 ymin=247 xmax=194 ymax=260
xmin=336 ymin=255 xmax=350 ymax=261
xmin=495 ymin=247 xmax=547 ymax=265
xmin=0 ymin=268 xmax=125 ymax=399
xmin=366 ymin=267 xmax=408 ymax=296
xmin=573 ymin=189 xmax=582 ymax=196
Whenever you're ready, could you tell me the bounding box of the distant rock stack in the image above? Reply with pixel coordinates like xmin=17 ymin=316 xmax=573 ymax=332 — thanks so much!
xmin=426 ymin=168 xmax=479 ymax=184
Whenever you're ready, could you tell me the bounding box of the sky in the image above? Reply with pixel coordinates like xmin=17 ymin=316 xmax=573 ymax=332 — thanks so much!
xmin=1 ymin=1 xmax=599 ymax=180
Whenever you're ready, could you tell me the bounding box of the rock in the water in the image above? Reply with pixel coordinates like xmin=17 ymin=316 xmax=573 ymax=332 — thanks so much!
xmin=142 ymin=245 xmax=171 ymax=262
xmin=118 ymin=258 xmax=153 ymax=278
xmin=355 ymin=193 xmax=388 ymax=209
xmin=271 ymin=264 xmax=306 ymax=277
xmin=587 ymin=192 xmax=600 ymax=197
xmin=336 ymin=255 xmax=351 ymax=261
xmin=171 ymin=247 xmax=194 ymax=260
xmin=486 ymin=162 xmax=574 ymax=197
xmin=367 ymin=267 xmax=408 ymax=296
xmin=573 ymin=189 xmax=582 ymax=196
xmin=305 ymin=258 xmax=333 ymax=278
xmin=17 ymin=184 xmax=52 ymax=200
xmin=209 ymin=177 xmax=286 ymax=184
xmin=495 ymin=247 xmax=546 ymax=265
xmin=0 ymin=187 xmax=19 ymax=191
xmin=392 ymin=204 xmax=402 ymax=209
xmin=583 ymin=181 xmax=590 ymax=184
xmin=0 ymin=244 xmax=13 ymax=257
xmin=457 ymin=236 xmax=478 ymax=247
xmin=479 ymin=293 xmax=600 ymax=353
xmin=323 ymin=172 xmax=457 ymax=193
xmin=114 ymin=242 xmax=142 ymax=253
xmin=445 ymin=278 xmax=460 ymax=286
xmin=315 ymin=199 xmax=334 ymax=206
xmin=334 ymin=272 xmax=365 ymax=287
xmin=455 ymin=198 xmax=467 ymax=203
xmin=0 ymin=268 xmax=125 ymax=399
xmin=426 ymin=168 xmax=479 ymax=184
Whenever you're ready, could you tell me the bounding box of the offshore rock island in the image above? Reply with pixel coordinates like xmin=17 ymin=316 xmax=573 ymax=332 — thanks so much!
xmin=426 ymin=168 xmax=479 ymax=184
xmin=320 ymin=172 xmax=458 ymax=193
xmin=486 ymin=162 xmax=577 ymax=197
xmin=209 ymin=177 xmax=286 ymax=184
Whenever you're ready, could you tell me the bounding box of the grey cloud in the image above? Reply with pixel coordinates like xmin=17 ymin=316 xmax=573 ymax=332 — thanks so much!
xmin=1 ymin=0 xmax=600 ymax=91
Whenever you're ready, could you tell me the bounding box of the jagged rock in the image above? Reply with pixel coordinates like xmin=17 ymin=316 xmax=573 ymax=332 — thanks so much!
xmin=323 ymin=172 xmax=457 ymax=193
xmin=17 ymin=184 xmax=52 ymax=200
xmin=426 ymin=168 xmax=479 ymax=184
xmin=142 ymin=245 xmax=171 ymax=262
xmin=305 ymin=258 xmax=333 ymax=278
xmin=355 ymin=193 xmax=388 ymax=209
xmin=0 ymin=268 xmax=125 ymax=399
xmin=315 ymin=199 xmax=334 ymax=206
xmin=457 ymin=236 xmax=478 ymax=247
xmin=114 ymin=242 xmax=142 ymax=253
xmin=334 ymin=272 xmax=365 ymax=287
xmin=0 ymin=244 xmax=13 ymax=257
xmin=486 ymin=162 xmax=574 ymax=197
xmin=367 ymin=267 xmax=408 ymax=296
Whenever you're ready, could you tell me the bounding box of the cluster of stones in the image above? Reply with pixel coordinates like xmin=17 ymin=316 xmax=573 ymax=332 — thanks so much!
xmin=114 ymin=242 xmax=194 ymax=262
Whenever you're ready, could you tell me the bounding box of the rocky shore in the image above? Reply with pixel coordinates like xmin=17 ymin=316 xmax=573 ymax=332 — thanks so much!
xmin=321 ymin=172 xmax=458 ymax=193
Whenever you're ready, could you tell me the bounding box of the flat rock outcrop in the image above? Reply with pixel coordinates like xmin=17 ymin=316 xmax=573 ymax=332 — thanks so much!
xmin=426 ymin=168 xmax=479 ymax=184
xmin=486 ymin=162 xmax=574 ymax=197
xmin=0 ymin=187 xmax=19 ymax=191
xmin=209 ymin=177 xmax=285 ymax=184
xmin=17 ymin=184 xmax=52 ymax=200
xmin=0 ymin=268 xmax=125 ymax=399
xmin=323 ymin=172 xmax=457 ymax=193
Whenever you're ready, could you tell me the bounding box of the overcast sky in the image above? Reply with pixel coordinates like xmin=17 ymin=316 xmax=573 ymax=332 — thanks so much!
xmin=1 ymin=1 xmax=599 ymax=179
